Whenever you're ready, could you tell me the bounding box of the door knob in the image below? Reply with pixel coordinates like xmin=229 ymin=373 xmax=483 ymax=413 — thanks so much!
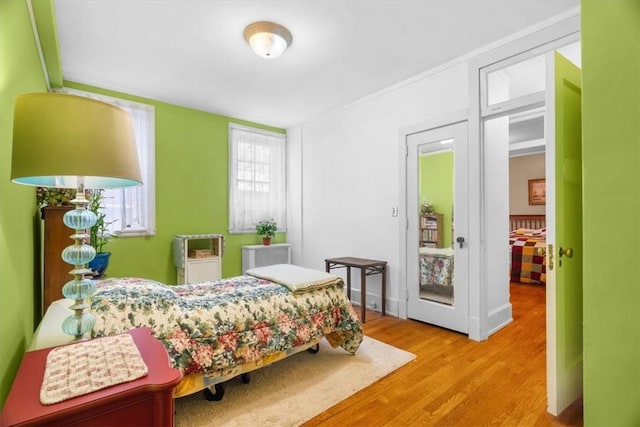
xmin=558 ymin=247 xmax=574 ymax=258
xmin=456 ymin=236 xmax=465 ymax=249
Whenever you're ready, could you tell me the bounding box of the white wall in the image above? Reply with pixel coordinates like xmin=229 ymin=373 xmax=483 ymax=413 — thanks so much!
xmin=287 ymin=62 xmax=468 ymax=315
xmin=286 ymin=9 xmax=579 ymax=335
xmin=286 ymin=126 xmax=303 ymax=265
xmin=484 ymin=116 xmax=513 ymax=334
xmin=509 ymin=153 xmax=546 ymax=214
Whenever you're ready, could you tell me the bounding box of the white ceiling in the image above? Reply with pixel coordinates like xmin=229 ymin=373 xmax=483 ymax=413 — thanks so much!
xmin=53 ymin=0 xmax=579 ymax=129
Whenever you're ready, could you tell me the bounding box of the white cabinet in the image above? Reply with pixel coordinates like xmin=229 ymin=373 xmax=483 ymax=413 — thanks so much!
xmin=173 ymin=234 xmax=223 ymax=284
xmin=242 ymin=243 xmax=292 ymax=273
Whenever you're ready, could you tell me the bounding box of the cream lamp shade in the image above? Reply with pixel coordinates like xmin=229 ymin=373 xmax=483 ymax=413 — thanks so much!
xmin=243 ymin=21 xmax=292 ymax=59
xmin=11 ymin=92 xmax=142 ymax=188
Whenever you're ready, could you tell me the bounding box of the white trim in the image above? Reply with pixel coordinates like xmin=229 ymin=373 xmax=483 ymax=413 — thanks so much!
xmin=487 ymin=303 xmax=513 ymax=336
xmin=229 ymin=122 xmax=286 ymax=139
xmin=544 ymin=50 xmax=559 ymax=416
xmin=58 ymin=88 xmax=156 ymax=114
xmin=509 ymin=138 xmax=546 ymax=157
xmin=467 ymin=58 xmax=484 ymax=342
xmin=482 ymin=92 xmax=546 ymax=119
xmin=349 ymin=289 xmax=399 ymax=318
xmin=26 ymin=0 xmax=50 ymax=91
xmin=285 ymin=125 xmax=303 ymax=265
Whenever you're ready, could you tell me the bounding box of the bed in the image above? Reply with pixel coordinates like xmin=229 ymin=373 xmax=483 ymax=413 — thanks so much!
xmin=509 ymin=215 xmax=547 ymax=285
xmin=419 ymin=247 xmax=454 ymax=300
xmin=31 ymin=264 xmax=364 ymax=400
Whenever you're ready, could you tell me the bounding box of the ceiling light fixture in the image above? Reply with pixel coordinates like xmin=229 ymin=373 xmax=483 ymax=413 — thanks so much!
xmin=243 ymin=21 xmax=292 ymax=59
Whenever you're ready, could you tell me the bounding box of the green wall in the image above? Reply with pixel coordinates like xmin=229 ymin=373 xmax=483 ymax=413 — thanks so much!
xmin=4 ymin=0 xmax=639 ymax=420
xmin=0 ymin=0 xmax=50 ymax=409
xmin=63 ymin=82 xmax=286 ymax=284
xmin=0 ymin=0 xmax=284 ymax=409
xmin=419 ymin=151 xmax=454 ymax=247
xmin=581 ymin=0 xmax=640 ymax=424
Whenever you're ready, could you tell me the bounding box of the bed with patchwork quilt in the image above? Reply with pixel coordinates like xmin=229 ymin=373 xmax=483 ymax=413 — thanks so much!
xmin=32 ymin=264 xmax=363 ymax=400
xmin=509 ymin=228 xmax=547 ymax=285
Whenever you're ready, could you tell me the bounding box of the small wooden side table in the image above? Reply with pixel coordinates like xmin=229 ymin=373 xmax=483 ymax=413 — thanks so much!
xmin=1 ymin=328 xmax=182 ymax=427
xmin=325 ymin=256 xmax=387 ymax=323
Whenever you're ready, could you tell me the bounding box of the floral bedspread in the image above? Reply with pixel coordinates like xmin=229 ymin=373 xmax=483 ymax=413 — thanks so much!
xmin=91 ymin=276 xmax=363 ymax=378
xmin=420 ymin=253 xmax=454 ymax=287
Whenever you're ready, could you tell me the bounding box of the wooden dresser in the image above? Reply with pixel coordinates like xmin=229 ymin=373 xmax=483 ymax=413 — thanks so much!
xmin=41 ymin=206 xmax=74 ymax=314
xmin=1 ymin=328 xmax=182 ymax=427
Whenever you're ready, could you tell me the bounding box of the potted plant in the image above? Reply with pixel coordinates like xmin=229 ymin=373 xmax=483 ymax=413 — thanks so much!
xmin=86 ymin=189 xmax=115 ymax=278
xmin=36 ymin=187 xmax=77 ymax=207
xmin=256 ymin=218 xmax=277 ymax=245
xmin=420 ymin=200 xmax=434 ymax=215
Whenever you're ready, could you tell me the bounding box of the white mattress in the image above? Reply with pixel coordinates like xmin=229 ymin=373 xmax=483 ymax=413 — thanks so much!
xmin=30 ymin=298 xmax=75 ymax=350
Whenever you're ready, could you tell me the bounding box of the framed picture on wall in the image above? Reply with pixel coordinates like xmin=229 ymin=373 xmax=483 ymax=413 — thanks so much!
xmin=528 ymin=178 xmax=546 ymax=205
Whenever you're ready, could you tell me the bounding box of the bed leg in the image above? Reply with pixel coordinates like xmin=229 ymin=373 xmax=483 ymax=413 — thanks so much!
xmin=204 ymin=384 xmax=225 ymax=401
xmin=307 ymin=344 xmax=320 ymax=354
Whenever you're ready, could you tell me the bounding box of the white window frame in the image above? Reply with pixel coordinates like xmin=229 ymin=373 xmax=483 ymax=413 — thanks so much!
xmin=228 ymin=123 xmax=287 ymax=234
xmin=56 ymin=88 xmax=156 ymax=237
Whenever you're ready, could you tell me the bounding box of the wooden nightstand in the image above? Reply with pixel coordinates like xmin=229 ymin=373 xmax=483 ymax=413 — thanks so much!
xmin=1 ymin=328 xmax=182 ymax=427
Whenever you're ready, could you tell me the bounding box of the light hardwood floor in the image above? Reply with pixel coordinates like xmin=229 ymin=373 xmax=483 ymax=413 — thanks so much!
xmin=303 ymin=283 xmax=583 ymax=426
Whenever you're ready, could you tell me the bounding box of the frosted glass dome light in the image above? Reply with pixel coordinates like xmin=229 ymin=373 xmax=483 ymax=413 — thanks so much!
xmin=244 ymin=21 xmax=292 ymax=59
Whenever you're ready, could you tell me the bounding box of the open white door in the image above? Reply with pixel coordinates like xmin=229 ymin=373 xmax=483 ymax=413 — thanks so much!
xmin=545 ymin=51 xmax=583 ymax=416
xmin=406 ymin=121 xmax=469 ymax=334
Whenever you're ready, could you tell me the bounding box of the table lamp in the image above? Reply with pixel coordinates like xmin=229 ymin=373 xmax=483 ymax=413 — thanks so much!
xmin=11 ymin=92 xmax=142 ymax=340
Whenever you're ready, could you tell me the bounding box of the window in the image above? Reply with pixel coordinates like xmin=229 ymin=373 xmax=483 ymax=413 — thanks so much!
xmin=57 ymin=88 xmax=156 ymax=236
xmin=229 ymin=124 xmax=286 ymax=233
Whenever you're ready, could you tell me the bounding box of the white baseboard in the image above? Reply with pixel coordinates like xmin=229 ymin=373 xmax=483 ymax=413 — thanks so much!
xmin=487 ymin=302 xmax=513 ymax=336
xmin=468 ymin=316 xmax=482 ymax=341
xmin=346 ymin=290 xmax=511 ymax=338
xmin=349 ymin=289 xmax=398 ymax=317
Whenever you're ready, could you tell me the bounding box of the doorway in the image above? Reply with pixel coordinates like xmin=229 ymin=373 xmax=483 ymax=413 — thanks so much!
xmin=480 ymin=41 xmax=583 ymax=417
xmin=398 ymin=21 xmax=582 ymax=413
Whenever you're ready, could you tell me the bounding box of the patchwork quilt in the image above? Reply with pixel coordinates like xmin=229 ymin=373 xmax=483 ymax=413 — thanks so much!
xmin=510 ymin=237 xmax=546 ymax=285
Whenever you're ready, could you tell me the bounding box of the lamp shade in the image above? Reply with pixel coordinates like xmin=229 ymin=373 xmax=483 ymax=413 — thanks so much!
xmin=244 ymin=21 xmax=292 ymax=59
xmin=11 ymin=93 xmax=142 ymax=189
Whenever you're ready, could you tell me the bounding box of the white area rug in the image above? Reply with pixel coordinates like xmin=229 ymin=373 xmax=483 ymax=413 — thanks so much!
xmin=175 ymin=336 xmax=416 ymax=427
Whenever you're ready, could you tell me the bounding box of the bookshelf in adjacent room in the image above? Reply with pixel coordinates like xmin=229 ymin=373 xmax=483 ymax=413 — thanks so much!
xmin=420 ymin=213 xmax=443 ymax=248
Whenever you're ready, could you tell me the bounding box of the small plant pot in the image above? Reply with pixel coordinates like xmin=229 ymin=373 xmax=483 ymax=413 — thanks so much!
xmin=262 ymin=237 xmax=272 ymax=246
xmin=89 ymin=252 xmax=111 ymax=279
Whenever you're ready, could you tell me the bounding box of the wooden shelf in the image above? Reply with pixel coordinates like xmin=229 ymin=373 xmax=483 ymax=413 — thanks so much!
xmin=41 ymin=206 xmax=75 ymax=315
xmin=420 ymin=213 xmax=444 ymax=248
